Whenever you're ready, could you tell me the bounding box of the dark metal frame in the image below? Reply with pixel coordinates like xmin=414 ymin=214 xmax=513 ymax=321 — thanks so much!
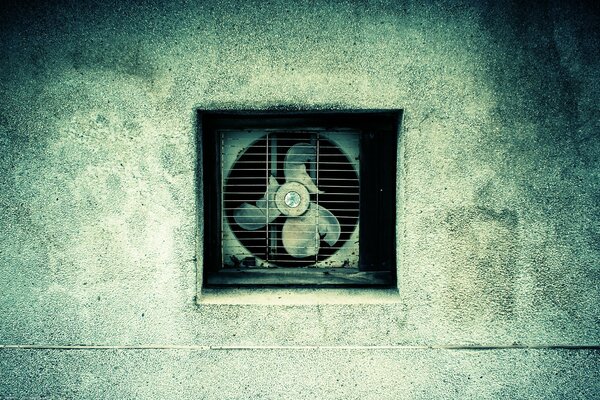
xmin=198 ymin=110 xmax=402 ymax=287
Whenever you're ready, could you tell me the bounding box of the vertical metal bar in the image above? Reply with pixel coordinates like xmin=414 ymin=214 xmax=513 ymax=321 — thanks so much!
xmin=356 ymin=131 xmax=361 ymax=241
xmin=220 ymin=131 xmax=225 ymax=269
xmin=269 ymin=134 xmax=278 ymax=260
xmin=265 ymin=132 xmax=269 ymax=263
xmin=315 ymin=131 xmax=319 ymax=265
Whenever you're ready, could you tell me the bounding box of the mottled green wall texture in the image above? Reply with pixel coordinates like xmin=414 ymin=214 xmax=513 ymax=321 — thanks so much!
xmin=1 ymin=0 xmax=598 ymax=398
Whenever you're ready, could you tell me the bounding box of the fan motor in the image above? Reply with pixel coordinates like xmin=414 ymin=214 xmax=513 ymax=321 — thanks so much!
xmin=275 ymin=182 xmax=310 ymax=217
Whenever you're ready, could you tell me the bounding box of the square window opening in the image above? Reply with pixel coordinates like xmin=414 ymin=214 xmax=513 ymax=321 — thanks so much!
xmin=198 ymin=110 xmax=401 ymax=288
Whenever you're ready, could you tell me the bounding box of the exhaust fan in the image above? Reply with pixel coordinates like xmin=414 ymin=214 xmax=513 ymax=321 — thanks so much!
xmin=200 ymin=111 xmax=399 ymax=287
xmin=222 ymin=131 xmax=360 ymax=268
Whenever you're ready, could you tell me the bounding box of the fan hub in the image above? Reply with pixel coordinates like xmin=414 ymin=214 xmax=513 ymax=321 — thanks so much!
xmin=284 ymin=191 xmax=301 ymax=208
xmin=275 ymin=182 xmax=310 ymax=217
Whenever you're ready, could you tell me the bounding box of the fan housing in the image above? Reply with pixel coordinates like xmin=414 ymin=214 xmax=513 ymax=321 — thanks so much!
xmin=223 ymin=131 xmax=360 ymax=268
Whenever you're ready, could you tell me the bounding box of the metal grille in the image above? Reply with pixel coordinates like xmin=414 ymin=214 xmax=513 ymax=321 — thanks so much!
xmin=221 ymin=129 xmax=360 ymax=268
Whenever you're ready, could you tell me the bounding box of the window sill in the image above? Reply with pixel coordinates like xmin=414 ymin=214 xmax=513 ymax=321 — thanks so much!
xmin=204 ymin=268 xmax=394 ymax=287
xmin=197 ymin=287 xmax=400 ymax=305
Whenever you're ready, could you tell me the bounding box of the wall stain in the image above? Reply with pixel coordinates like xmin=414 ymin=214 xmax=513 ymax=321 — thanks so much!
xmin=444 ymin=205 xmax=520 ymax=321
xmin=70 ymin=40 xmax=157 ymax=82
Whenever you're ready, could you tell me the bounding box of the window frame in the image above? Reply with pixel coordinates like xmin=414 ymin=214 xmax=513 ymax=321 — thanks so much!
xmin=198 ymin=110 xmax=401 ymax=288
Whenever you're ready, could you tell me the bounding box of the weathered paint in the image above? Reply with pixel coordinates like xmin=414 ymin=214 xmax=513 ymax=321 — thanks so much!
xmin=0 ymin=0 xmax=598 ymax=398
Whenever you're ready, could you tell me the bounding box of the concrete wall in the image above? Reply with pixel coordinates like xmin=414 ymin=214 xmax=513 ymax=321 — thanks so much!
xmin=1 ymin=0 xmax=598 ymax=398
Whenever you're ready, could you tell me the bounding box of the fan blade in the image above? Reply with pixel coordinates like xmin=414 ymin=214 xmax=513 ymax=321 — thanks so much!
xmin=284 ymin=143 xmax=323 ymax=194
xmin=233 ymin=203 xmax=268 ymax=230
xmin=233 ymin=175 xmax=281 ymax=230
xmin=282 ymin=212 xmax=319 ymax=258
xmin=316 ymin=204 xmax=341 ymax=246
xmin=260 ymin=175 xmax=281 ymax=223
xmin=281 ymin=203 xmax=341 ymax=257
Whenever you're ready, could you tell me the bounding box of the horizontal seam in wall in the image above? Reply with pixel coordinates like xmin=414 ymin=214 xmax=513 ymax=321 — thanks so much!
xmin=0 ymin=345 xmax=598 ymax=351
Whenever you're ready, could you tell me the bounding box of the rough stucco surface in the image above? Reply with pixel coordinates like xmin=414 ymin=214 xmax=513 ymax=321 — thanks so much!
xmin=1 ymin=348 xmax=598 ymax=399
xmin=0 ymin=0 xmax=598 ymax=398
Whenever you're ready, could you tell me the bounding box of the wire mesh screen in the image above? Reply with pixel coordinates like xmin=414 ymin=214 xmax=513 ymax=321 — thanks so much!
xmin=221 ymin=130 xmax=360 ymax=268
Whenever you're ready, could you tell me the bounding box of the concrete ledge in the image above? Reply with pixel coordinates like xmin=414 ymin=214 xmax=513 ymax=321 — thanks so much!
xmin=198 ymin=288 xmax=401 ymax=305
